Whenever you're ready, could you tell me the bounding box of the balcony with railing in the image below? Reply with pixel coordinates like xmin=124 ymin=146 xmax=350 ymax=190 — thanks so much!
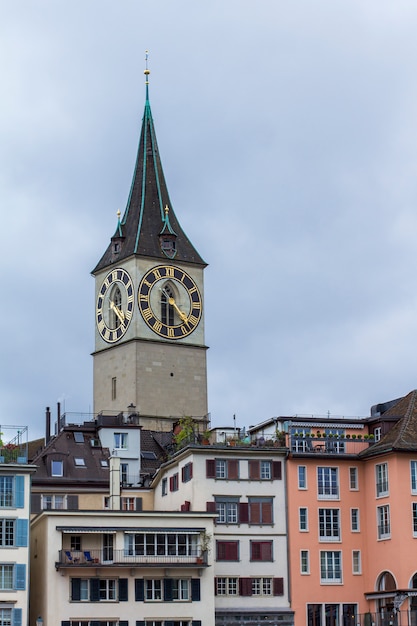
xmin=0 ymin=426 xmax=28 ymax=464
xmin=290 ymin=433 xmax=373 ymax=456
xmin=56 ymin=548 xmax=208 ymax=569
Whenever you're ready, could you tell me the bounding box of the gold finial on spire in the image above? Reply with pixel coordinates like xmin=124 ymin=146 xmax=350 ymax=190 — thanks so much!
xmin=144 ymin=50 xmax=150 ymax=83
xmin=164 ymin=204 xmax=169 ymax=215
xmin=117 ymin=209 xmax=121 ymax=220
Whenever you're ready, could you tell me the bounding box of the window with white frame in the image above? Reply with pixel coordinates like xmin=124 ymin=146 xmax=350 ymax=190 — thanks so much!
xmin=114 ymin=433 xmax=128 ymax=449
xmin=74 ymin=458 xmax=86 ymax=467
xmin=374 ymin=427 xmax=382 ymax=442
xmin=376 ymin=463 xmax=389 ymax=497
xmin=299 ymin=507 xmax=308 ymax=531
xmin=352 ymin=550 xmax=361 ymax=574
xmin=377 ymin=504 xmax=390 ymax=539
xmin=260 ymin=460 xmax=272 ymax=479
xmin=216 ymin=497 xmax=239 ymax=524
xmin=317 ymin=467 xmax=339 ymax=499
xmin=51 ymin=460 xmax=63 ymax=477
xmin=411 ymin=461 xmax=417 ymax=493
xmin=216 ymin=577 xmax=238 ymax=595
xmin=124 ymin=532 xmax=198 ymax=557
xmin=0 ymin=520 xmax=14 ymax=547
xmin=216 ymin=459 xmax=227 ymax=479
xmin=320 ymin=551 xmax=342 ymax=583
xmin=41 ymin=494 xmax=67 ymax=510
xmin=349 ymin=467 xmax=358 ymax=490
xmin=0 ymin=566 xmax=13 ymax=590
xmin=300 ymin=550 xmax=310 ymax=574
xmin=252 ymin=577 xmax=272 ymax=595
xmin=0 ymin=608 xmax=11 ymax=626
xmin=351 ymin=508 xmax=360 ymax=532
xmin=145 ymin=579 xmax=162 ymax=601
xmin=298 ymin=465 xmax=307 ymax=489
xmin=99 ymin=579 xmax=116 ymax=600
xmin=412 ymin=503 xmax=417 ymax=536
xmin=172 ymin=578 xmax=190 ymax=600
xmin=319 ymin=508 xmax=340 ymax=541
xmin=161 ymin=478 xmax=167 ymax=496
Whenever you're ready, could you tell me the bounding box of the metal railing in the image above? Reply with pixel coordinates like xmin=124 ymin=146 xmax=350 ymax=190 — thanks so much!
xmin=57 ymin=549 xmax=207 ymax=567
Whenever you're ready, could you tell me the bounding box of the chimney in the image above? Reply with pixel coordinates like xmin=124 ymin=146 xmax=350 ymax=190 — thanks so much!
xmin=45 ymin=407 xmax=51 ymax=445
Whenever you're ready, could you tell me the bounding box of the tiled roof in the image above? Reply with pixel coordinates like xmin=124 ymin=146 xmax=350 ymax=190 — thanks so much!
xmin=360 ymin=390 xmax=417 ymax=458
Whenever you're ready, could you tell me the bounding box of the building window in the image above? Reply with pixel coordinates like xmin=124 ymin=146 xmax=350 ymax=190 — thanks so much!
xmin=182 ymin=462 xmax=193 ymax=483
xmin=300 ymin=550 xmax=310 ymax=574
xmin=216 ymin=498 xmax=239 ymax=524
xmin=161 ymin=283 xmax=175 ymax=326
xmin=74 ymin=458 xmax=85 ymax=467
xmin=377 ymin=504 xmax=390 ymax=539
xmin=216 ymin=577 xmax=238 ymax=595
xmin=114 ymin=433 xmax=128 ymax=450
xmin=260 ymin=460 xmax=272 ymax=479
xmin=250 ymin=541 xmax=273 ymax=561
xmin=317 ymin=467 xmax=339 ymax=499
xmin=170 ymin=473 xmax=179 ymax=492
xmin=298 ymin=466 xmax=307 ymax=489
xmin=0 ymin=565 xmax=13 ymax=590
xmin=249 ymin=460 xmax=275 ymax=480
xmin=376 ymin=463 xmax=389 ymax=497
xmin=252 ymin=577 xmax=273 ymax=595
xmin=51 ymin=460 xmax=63 ymax=477
xmin=0 ymin=609 xmax=12 ymax=626
xmin=99 ymin=579 xmax=116 ymax=600
xmin=320 ymin=551 xmax=342 ymax=583
xmin=172 ymin=578 xmax=190 ymax=601
xmin=411 ymin=461 xmax=417 ymax=493
xmin=70 ymin=536 xmax=81 ymax=551
xmin=215 ymin=459 xmax=239 ymax=480
xmin=351 ymin=508 xmax=360 ymax=532
xmin=374 ymin=427 xmax=382 ymax=442
xmin=121 ymin=497 xmax=135 ymax=511
xmin=0 ymin=520 xmax=14 ymax=547
xmin=145 ymin=579 xmax=163 ymax=601
xmin=299 ymin=507 xmax=308 ymax=531
xmin=319 ymin=508 xmax=340 ymax=541
xmin=216 ymin=540 xmax=239 ymax=561
xmin=124 ymin=532 xmax=198 ymax=557
xmin=111 ymin=377 xmax=117 ymax=400
xmin=162 ymin=478 xmax=167 ymax=496
xmin=349 ymin=467 xmax=358 ymax=490
xmin=41 ymin=494 xmax=67 ymax=510
xmin=324 ymin=429 xmax=346 ymax=453
xmin=412 ymin=503 xmax=417 ymax=536
xmin=352 ymin=550 xmax=361 ymax=574
xmin=248 ymin=497 xmax=273 ymax=524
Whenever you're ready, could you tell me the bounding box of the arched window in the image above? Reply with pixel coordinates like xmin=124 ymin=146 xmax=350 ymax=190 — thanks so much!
xmin=410 ymin=573 xmax=417 ymax=625
xmin=109 ymin=285 xmax=122 ymax=329
xmin=161 ymin=283 xmax=174 ymax=326
xmin=377 ymin=572 xmax=397 ymax=626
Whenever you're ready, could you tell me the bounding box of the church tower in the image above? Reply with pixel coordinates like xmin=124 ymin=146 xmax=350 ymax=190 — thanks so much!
xmin=92 ymin=62 xmax=208 ymax=430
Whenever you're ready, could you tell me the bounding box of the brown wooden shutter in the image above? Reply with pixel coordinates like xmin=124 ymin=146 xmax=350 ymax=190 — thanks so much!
xmin=206 ymin=459 xmax=215 ymax=478
xmin=206 ymin=501 xmax=217 ymax=513
xmin=272 ymin=461 xmax=282 ymax=480
xmin=273 ymin=577 xmax=284 ymax=596
xmin=239 ymin=578 xmax=253 ymax=596
xmin=263 ymin=500 xmax=273 ymax=524
xmin=248 ymin=460 xmax=260 ymax=480
xmin=228 ymin=459 xmax=239 ymax=479
xmin=250 ymin=501 xmax=261 ymax=523
xmin=239 ymin=502 xmax=249 ymax=523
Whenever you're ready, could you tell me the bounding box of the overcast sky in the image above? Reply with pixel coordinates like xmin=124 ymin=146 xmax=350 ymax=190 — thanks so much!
xmin=2 ymin=1 xmax=417 ymax=440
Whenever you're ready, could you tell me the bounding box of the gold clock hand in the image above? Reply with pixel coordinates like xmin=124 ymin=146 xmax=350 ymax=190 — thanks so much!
xmin=168 ymin=297 xmax=188 ymax=323
xmin=110 ymin=300 xmax=126 ymax=324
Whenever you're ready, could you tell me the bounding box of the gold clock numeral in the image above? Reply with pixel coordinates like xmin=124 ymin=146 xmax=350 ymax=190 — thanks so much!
xmin=139 ymin=293 xmax=148 ymax=302
xmin=111 ymin=270 xmax=118 ymax=281
xmin=143 ymin=279 xmax=152 ymax=288
xmin=192 ymin=300 xmax=201 ymax=310
xmin=142 ymin=307 xmax=153 ymax=321
xmin=153 ymin=320 xmax=162 ymax=333
xmin=165 ymin=267 xmax=175 ymax=277
xmin=180 ymin=325 xmax=188 ymax=335
xmin=188 ymin=314 xmax=199 ymax=326
xmin=153 ymin=268 xmax=162 ymax=280
xmin=167 ymin=327 xmax=175 ymax=338
xmin=188 ymin=286 xmax=198 ymax=295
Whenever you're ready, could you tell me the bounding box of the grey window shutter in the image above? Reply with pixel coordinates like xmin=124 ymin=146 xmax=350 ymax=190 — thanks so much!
xmin=31 ymin=493 xmax=41 ymax=514
xmin=135 ymin=579 xmax=144 ymax=601
xmin=119 ymin=578 xmax=128 ymax=601
xmin=71 ymin=578 xmax=81 ymax=601
xmin=135 ymin=497 xmax=143 ymax=512
xmin=163 ymin=578 xmax=173 ymax=601
xmin=12 ymin=609 xmax=22 ymax=626
xmin=90 ymin=578 xmax=100 ymax=601
xmin=67 ymin=495 xmax=79 ymax=509
xmin=191 ymin=578 xmax=201 ymax=601
xmin=16 ymin=519 xmax=28 ymax=547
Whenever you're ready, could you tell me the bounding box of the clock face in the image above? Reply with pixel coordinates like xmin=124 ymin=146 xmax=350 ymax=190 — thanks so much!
xmin=96 ymin=268 xmax=134 ymax=343
xmin=138 ymin=265 xmax=202 ymax=339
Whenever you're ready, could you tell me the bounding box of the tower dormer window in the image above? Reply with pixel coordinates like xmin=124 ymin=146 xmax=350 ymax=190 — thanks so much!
xmin=161 ymin=283 xmax=175 ymax=326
